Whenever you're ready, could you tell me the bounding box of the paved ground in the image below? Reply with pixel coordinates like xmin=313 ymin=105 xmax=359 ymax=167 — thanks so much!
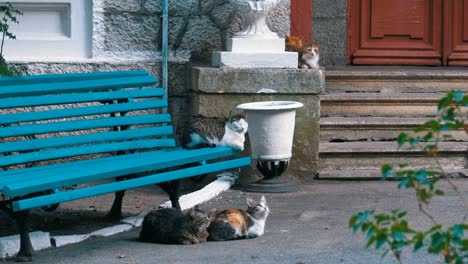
xmin=2 ymin=179 xmax=467 ymax=264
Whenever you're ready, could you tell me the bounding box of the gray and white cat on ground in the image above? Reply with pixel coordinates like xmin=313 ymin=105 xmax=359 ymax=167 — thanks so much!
xmin=180 ymin=113 xmax=248 ymax=151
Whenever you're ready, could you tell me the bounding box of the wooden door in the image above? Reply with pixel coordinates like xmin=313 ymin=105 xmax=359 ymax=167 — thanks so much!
xmin=445 ymin=0 xmax=468 ymax=66
xmin=348 ymin=0 xmax=443 ymax=65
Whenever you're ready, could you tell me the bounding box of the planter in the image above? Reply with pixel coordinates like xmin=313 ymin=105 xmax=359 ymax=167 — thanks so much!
xmin=237 ymin=101 xmax=303 ymax=192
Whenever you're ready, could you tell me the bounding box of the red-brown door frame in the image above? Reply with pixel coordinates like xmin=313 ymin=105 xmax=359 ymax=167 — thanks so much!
xmin=290 ymin=0 xmax=313 ymax=43
xmin=444 ymin=0 xmax=468 ymax=66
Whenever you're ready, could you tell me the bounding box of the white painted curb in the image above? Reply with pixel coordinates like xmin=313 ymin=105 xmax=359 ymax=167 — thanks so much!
xmin=0 ymin=231 xmax=51 ymax=259
xmin=159 ymin=172 xmax=238 ymax=210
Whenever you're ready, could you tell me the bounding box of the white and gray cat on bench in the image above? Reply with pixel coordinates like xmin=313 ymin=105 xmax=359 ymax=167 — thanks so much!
xmin=179 ymin=113 xmax=248 ymax=151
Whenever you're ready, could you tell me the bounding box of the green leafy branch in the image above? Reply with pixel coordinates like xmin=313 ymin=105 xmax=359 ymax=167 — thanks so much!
xmin=350 ymin=91 xmax=468 ymax=263
xmin=0 ymin=2 xmax=22 ymax=76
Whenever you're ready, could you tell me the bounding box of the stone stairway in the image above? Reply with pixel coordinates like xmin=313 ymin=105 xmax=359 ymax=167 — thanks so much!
xmin=318 ymin=67 xmax=468 ymax=179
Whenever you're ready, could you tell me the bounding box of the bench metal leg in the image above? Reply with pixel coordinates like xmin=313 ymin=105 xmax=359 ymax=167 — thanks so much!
xmin=107 ymin=190 xmax=125 ymax=220
xmin=14 ymin=210 xmax=34 ymax=262
xmin=159 ymin=180 xmax=181 ymax=211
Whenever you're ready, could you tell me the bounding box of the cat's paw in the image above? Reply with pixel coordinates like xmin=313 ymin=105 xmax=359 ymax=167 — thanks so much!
xmin=300 ymin=64 xmax=309 ymax=69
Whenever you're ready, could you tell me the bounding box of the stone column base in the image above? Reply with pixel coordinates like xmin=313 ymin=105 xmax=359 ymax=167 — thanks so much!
xmin=192 ymin=66 xmax=325 ymax=182
xmin=212 ymin=51 xmax=298 ymax=68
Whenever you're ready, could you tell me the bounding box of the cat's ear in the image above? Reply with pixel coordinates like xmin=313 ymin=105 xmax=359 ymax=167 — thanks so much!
xmin=246 ymin=197 xmax=256 ymax=207
xmin=259 ymin=195 xmax=267 ymax=206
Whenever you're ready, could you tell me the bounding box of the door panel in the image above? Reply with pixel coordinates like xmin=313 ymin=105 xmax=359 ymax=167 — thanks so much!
xmin=445 ymin=0 xmax=468 ymax=66
xmin=348 ymin=0 xmax=443 ymax=65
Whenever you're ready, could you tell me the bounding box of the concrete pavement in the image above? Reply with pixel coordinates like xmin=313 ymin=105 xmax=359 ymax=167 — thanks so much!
xmin=2 ymin=179 xmax=466 ymax=264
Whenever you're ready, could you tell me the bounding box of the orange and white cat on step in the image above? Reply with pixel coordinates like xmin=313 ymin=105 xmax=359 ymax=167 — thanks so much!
xmin=285 ymin=36 xmax=320 ymax=69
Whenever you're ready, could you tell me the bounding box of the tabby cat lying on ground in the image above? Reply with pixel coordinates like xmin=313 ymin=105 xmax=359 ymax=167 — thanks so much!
xmin=139 ymin=206 xmax=210 ymax=245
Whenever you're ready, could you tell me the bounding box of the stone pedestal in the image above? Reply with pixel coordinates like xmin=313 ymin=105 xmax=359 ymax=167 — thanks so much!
xmin=192 ymin=66 xmax=325 ymax=182
xmin=212 ymin=51 xmax=298 ymax=68
xmin=212 ymin=37 xmax=298 ymax=68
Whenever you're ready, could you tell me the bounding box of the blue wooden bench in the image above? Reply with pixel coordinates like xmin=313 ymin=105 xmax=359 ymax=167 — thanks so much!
xmin=0 ymin=70 xmax=251 ymax=261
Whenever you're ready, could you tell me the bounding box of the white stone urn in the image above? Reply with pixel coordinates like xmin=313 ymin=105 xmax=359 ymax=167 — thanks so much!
xmin=237 ymin=101 xmax=303 ymax=192
xmin=231 ymin=0 xmax=282 ymax=39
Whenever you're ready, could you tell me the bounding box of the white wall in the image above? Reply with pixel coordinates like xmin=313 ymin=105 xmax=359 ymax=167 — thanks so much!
xmin=2 ymin=0 xmax=92 ymax=60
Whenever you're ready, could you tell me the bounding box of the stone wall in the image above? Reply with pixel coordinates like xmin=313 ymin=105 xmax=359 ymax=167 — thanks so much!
xmin=92 ymin=0 xmax=290 ymax=62
xmin=11 ymin=0 xmax=290 ymax=123
xmin=312 ymin=0 xmax=347 ymax=66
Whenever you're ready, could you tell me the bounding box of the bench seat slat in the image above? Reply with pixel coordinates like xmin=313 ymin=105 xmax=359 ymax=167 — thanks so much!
xmin=2 ymin=147 xmax=240 ymax=198
xmin=0 ymin=100 xmax=167 ymax=125
xmin=11 ymin=157 xmax=252 ymax=211
xmin=0 ymin=138 xmax=177 ymax=167
xmin=0 ymin=114 xmax=171 ymax=138
xmin=0 ymin=147 xmax=182 ymax=178
xmin=0 ymin=88 xmax=164 ymax=109
xmin=0 ymin=126 xmax=173 ymax=154
xmin=0 ymin=75 xmax=158 ymax=98
xmin=0 ymin=70 xmax=151 ymax=86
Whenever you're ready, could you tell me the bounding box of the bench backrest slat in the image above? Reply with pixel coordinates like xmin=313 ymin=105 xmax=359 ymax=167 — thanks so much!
xmin=0 ymin=114 xmax=172 ymax=138
xmin=0 ymin=75 xmax=158 ymax=98
xmin=0 ymin=71 xmax=176 ymax=170
xmin=0 ymin=88 xmax=164 ymax=109
xmin=0 ymin=70 xmax=150 ymax=86
xmin=0 ymin=139 xmax=177 ymax=167
xmin=0 ymin=100 xmax=167 ymax=125
xmin=0 ymin=125 xmax=173 ymax=154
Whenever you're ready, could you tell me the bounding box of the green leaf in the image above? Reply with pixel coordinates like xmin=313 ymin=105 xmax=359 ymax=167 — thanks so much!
xmin=397 ymin=133 xmax=408 ymax=148
xmin=375 ymin=233 xmax=387 ymax=249
xmin=381 ymin=164 xmax=393 ymax=179
xmin=423 ymin=120 xmax=441 ymax=132
xmin=438 ymin=92 xmax=453 ymax=111
xmin=397 ymin=211 xmax=407 ymax=218
xmin=434 ymin=189 xmax=445 ymax=196
xmin=452 ymin=224 xmax=465 ymax=237
xmin=413 ymin=240 xmax=424 ymax=251
xmin=398 ymin=177 xmax=411 ymax=189
xmin=453 ymin=90 xmax=463 ymax=103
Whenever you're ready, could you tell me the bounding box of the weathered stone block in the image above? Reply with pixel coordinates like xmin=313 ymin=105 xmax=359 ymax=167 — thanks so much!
xmin=179 ymin=17 xmax=223 ymax=58
xmin=210 ymin=2 xmax=236 ymax=27
xmin=192 ymin=67 xmax=324 ymax=94
xmin=94 ymin=0 xmax=142 ymax=12
xmin=192 ymin=67 xmax=324 ymax=180
xmin=194 ymin=94 xmax=320 ymax=180
xmin=313 ymin=18 xmax=347 ymax=66
xmin=313 ymin=0 xmax=347 ymax=18
xmin=144 ymin=0 xmax=199 ymax=15
xmin=96 ymin=12 xmax=159 ymax=54
xmin=267 ymin=0 xmax=290 ymax=38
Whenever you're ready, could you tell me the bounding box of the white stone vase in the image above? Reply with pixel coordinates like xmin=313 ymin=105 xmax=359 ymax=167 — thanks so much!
xmin=237 ymin=101 xmax=303 ymax=160
xmin=231 ymin=0 xmax=281 ymax=39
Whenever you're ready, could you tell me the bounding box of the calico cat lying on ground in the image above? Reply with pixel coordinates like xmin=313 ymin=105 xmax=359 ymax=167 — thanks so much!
xmin=139 ymin=206 xmax=210 ymax=245
xmin=208 ymin=196 xmax=270 ymax=241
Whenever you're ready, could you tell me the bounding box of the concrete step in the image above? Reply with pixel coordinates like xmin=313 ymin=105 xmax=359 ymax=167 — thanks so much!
xmin=320 ymin=117 xmax=468 ymax=142
xmin=325 ymin=66 xmax=468 ymax=93
xmin=317 ymin=169 xmax=468 ymax=180
xmin=320 ymin=93 xmax=468 ymax=117
xmin=319 ymin=141 xmax=467 ymax=172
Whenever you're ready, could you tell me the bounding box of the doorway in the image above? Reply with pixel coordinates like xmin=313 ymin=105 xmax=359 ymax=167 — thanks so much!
xmin=348 ymin=0 xmax=468 ymax=66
